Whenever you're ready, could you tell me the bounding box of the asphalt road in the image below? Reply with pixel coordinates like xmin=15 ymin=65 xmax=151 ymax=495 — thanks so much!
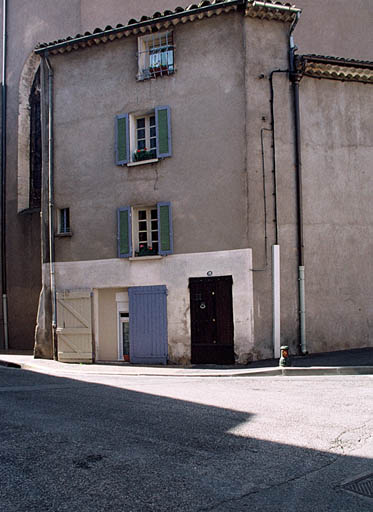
xmin=0 ymin=367 xmax=372 ymax=511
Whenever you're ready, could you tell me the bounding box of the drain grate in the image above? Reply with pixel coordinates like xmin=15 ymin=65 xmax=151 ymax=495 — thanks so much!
xmin=342 ymin=473 xmax=373 ymax=498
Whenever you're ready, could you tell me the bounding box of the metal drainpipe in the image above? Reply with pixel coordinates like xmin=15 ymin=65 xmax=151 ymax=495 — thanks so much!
xmin=269 ymin=69 xmax=288 ymax=245
xmin=289 ymin=12 xmax=307 ymax=355
xmin=43 ymin=55 xmax=57 ymax=360
xmin=1 ymin=0 xmax=8 ymax=350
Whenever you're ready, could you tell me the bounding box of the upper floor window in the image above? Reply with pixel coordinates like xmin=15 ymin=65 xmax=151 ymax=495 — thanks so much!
xmin=134 ymin=114 xmax=157 ymax=162
xmin=115 ymin=106 xmax=172 ymax=166
xmin=137 ymin=31 xmax=174 ymax=81
xmin=117 ymin=202 xmax=173 ymax=258
xmin=29 ymin=67 xmax=41 ymax=210
xmin=17 ymin=52 xmax=41 ymax=213
xmin=135 ymin=206 xmax=159 ymax=256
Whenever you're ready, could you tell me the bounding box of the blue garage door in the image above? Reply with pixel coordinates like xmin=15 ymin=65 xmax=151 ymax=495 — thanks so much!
xmin=128 ymin=285 xmax=168 ymax=364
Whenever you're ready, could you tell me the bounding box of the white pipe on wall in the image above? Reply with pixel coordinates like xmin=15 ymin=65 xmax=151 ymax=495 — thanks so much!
xmin=272 ymin=244 xmax=280 ymax=358
xmin=299 ymin=265 xmax=307 ymax=354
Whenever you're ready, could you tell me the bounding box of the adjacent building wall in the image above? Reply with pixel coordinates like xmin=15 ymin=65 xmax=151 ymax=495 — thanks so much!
xmin=0 ymin=1 xmax=82 ymax=349
xmin=300 ymin=77 xmax=373 ymax=352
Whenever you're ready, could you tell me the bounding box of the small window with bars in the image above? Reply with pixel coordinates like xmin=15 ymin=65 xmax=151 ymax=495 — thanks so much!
xmin=57 ymin=208 xmax=71 ymax=235
xmin=137 ymin=31 xmax=174 ymax=80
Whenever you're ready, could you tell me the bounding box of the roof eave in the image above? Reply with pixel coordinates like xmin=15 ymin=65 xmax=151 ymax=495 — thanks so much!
xmin=35 ymin=0 xmax=300 ymax=56
xmin=299 ymin=54 xmax=373 ymax=84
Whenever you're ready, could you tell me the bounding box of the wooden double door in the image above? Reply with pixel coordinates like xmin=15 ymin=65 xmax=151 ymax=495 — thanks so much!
xmin=189 ymin=276 xmax=234 ymax=365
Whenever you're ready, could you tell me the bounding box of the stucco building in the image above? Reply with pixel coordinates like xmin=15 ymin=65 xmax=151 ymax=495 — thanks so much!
xmin=0 ymin=0 xmax=372 ymax=363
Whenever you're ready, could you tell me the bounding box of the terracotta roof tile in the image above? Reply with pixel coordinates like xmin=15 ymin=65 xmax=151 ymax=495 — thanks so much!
xmin=35 ymin=0 xmax=300 ymax=55
xmin=298 ymin=54 xmax=373 ymax=83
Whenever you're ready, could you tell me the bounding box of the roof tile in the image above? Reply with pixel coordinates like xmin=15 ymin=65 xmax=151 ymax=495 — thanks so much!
xmin=35 ymin=0 xmax=300 ymax=55
xmin=299 ymin=54 xmax=373 ymax=83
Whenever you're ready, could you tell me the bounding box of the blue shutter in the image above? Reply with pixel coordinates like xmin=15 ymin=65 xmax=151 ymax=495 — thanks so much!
xmin=157 ymin=202 xmax=173 ymax=255
xmin=128 ymin=285 xmax=168 ymax=364
xmin=155 ymin=106 xmax=172 ymax=158
xmin=115 ymin=114 xmax=129 ymax=165
xmin=117 ymin=207 xmax=132 ymax=258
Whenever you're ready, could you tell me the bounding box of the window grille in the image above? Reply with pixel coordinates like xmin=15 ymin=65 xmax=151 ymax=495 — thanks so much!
xmin=138 ymin=32 xmax=174 ymax=80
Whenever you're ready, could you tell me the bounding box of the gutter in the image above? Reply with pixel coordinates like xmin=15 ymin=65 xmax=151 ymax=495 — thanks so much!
xmin=43 ymin=55 xmax=57 ymax=360
xmin=1 ymin=0 xmax=8 ymax=350
xmin=251 ymin=1 xmax=301 ymax=13
xmin=301 ymin=54 xmax=373 ymax=70
xmin=289 ymin=12 xmax=307 ymax=354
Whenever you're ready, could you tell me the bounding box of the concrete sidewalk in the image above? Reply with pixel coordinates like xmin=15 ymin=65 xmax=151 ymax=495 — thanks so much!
xmin=0 ymin=347 xmax=373 ymax=377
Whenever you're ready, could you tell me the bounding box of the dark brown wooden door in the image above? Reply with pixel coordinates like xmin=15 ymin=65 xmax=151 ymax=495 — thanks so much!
xmin=189 ymin=276 xmax=234 ymax=364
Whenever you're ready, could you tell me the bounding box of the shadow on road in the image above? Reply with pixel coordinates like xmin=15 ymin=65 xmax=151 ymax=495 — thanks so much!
xmin=0 ymin=367 xmax=371 ymax=511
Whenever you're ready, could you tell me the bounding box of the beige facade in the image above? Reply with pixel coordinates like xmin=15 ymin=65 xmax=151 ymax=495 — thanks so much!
xmin=0 ymin=0 xmax=372 ymax=363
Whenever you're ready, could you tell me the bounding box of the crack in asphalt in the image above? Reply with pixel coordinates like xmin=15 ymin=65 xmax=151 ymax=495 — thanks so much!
xmin=198 ymin=455 xmax=339 ymax=511
xmin=330 ymin=421 xmax=373 ymax=454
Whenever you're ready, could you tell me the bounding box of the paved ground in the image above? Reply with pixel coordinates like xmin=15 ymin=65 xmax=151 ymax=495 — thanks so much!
xmin=0 ymin=347 xmax=373 ymax=378
xmin=0 ymin=365 xmax=372 ymax=511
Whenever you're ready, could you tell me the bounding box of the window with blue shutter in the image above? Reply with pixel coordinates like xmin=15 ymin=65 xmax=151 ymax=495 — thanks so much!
xmin=115 ymin=114 xmax=129 ymax=165
xmin=156 ymin=106 xmax=172 ymax=158
xmin=117 ymin=202 xmax=173 ymax=258
xmin=117 ymin=207 xmax=132 ymax=258
xmin=115 ymin=106 xmax=171 ymax=166
xmin=157 ymin=202 xmax=173 ymax=255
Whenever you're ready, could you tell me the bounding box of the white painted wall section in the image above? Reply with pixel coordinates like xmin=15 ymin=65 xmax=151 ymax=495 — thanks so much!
xmin=272 ymin=245 xmax=281 ymax=359
xmin=50 ymin=249 xmax=254 ymax=364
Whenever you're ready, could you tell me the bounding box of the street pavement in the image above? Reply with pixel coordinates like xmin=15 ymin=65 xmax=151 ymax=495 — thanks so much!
xmin=0 ymin=364 xmax=372 ymax=511
xmin=0 ymin=347 xmax=373 ymax=378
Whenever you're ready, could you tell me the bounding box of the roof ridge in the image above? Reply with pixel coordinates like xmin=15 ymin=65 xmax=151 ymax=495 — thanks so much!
xmin=301 ymin=54 xmax=373 ymax=68
xmin=35 ymin=0 xmax=300 ymax=55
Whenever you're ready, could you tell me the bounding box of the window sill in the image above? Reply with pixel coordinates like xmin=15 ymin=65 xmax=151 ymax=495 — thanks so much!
xmin=55 ymin=232 xmax=72 ymax=238
xmin=137 ymin=70 xmax=175 ymax=82
xmin=129 ymin=255 xmax=162 ymax=261
xmin=127 ymin=158 xmax=158 ymax=167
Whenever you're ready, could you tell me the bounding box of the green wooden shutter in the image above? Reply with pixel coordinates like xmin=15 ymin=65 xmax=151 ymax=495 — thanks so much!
xmin=117 ymin=207 xmax=132 ymax=258
xmin=157 ymin=202 xmax=173 ymax=255
xmin=155 ymin=106 xmax=172 ymax=158
xmin=115 ymin=114 xmax=129 ymax=165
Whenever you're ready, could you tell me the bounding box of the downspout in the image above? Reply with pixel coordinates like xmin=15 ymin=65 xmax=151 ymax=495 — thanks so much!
xmin=43 ymin=55 xmax=57 ymax=360
xmin=269 ymin=69 xmax=288 ymax=245
xmin=1 ymin=0 xmax=8 ymax=350
xmin=289 ymin=12 xmax=307 ymax=354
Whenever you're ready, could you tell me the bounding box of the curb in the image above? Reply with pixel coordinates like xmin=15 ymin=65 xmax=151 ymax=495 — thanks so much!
xmin=0 ymin=360 xmax=21 ymax=369
xmin=1 ymin=358 xmax=373 ymax=377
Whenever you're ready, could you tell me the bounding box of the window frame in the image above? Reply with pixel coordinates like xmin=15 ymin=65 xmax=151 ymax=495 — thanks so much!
xmin=117 ymin=202 xmax=173 ymax=259
xmin=137 ymin=31 xmax=175 ymax=81
xmin=133 ymin=206 xmax=159 ymax=257
xmin=115 ymin=105 xmax=171 ymax=166
xmin=56 ymin=207 xmax=72 ymax=236
xmin=130 ymin=111 xmax=158 ymax=163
